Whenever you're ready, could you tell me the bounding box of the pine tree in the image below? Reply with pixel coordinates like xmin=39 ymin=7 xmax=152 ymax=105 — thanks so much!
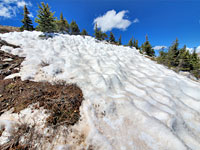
xmin=118 ymin=35 xmax=122 ymax=45
xmin=70 ymin=20 xmax=80 ymax=35
xmin=94 ymin=24 xmax=100 ymax=40
xmin=109 ymin=32 xmax=115 ymax=43
xmin=167 ymin=38 xmax=179 ymax=67
xmin=133 ymin=39 xmax=136 ymax=47
xmin=135 ymin=40 xmax=139 ymax=49
xmin=128 ymin=37 xmax=133 ymax=47
xmin=81 ymin=29 xmax=88 ymax=35
xmin=20 ymin=5 xmax=34 ymax=31
xmin=56 ymin=12 xmax=69 ymax=33
xmin=190 ymin=50 xmax=199 ymax=70
xmin=190 ymin=49 xmax=200 ymax=78
xmin=35 ymin=2 xmax=56 ymax=33
xmin=102 ymin=33 xmax=108 ymax=40
xmin=141 ymin=35 xmax=155 ymax=57
xmin=94 ymin=24 xmax=107 ymax=41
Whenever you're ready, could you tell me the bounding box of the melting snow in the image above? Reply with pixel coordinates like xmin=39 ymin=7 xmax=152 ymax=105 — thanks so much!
xmin=0 ymin=31 xmax=200 ymax=149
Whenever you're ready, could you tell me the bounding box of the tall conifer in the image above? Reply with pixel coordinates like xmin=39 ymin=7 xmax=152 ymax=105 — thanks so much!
xmin=20 ymin=5 xmax=34 ymax=31
xmin=35 ymin=2 xmax=56 ymax=33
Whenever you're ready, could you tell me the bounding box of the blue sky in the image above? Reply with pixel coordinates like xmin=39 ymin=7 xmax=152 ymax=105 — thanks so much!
xmin=0 ymin=0 xmax=200 ymax=53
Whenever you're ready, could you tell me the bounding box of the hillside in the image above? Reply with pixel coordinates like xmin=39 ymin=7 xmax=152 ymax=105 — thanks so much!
xmin=0 ymin=25 xmax=20 ymax=34
xmin=0 ymin=31 xmax=200 ymax=150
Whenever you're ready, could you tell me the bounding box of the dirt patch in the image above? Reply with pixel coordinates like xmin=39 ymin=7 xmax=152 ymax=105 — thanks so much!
xmin=0 ymin=26 xmax=20 ymax=34
xmin=0 ymin=77 xmax=84 ymax=127
xmin=0 ymin=50 xmax=24 ymax=80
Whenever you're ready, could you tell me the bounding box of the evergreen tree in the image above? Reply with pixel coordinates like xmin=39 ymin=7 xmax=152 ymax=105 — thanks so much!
xmin=20 ymin=5 xmax=34 ymax=31
xmin=141 ymin=35 xmax=155 ymax=57
xmin=94 ymin=24 xmax=107 ymax=41
xmin=118 ymin=35 xmax=122 ymax=45
xmin=102 ymin=33 xmax=108 ymax=40
xmin=133 ymin=39 xmax=136 ymax=47
xmin=109 ymin=32 xmax=115 ymax=43
xmin=135 ymin=40 xmax=139 ymax=49
xmin=190 ymin=50 xmax=199 ymax=70
xmin=70 ymin=20 xmax=80 ymax=35
xmin=167 ymin=38 xmax=179 ymax=67
xmin=35 ymin=2 xmax=56 ymax=33
xmin=56 ymin=12 xmax=69 ymax=33
xmin=94 ymin=24 xmax=100 ymax=40
xmin=81 ymin=29 xmax=88 ymax=35
xmin=128 ymin=37 xmax=133 ymax=47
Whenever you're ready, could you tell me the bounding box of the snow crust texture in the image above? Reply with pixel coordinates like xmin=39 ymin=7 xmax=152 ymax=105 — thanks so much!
xmin=1 ymin=31 xmax=200 ymax=150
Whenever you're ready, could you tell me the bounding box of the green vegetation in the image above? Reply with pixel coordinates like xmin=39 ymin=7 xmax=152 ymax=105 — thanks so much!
xmin=94 ymin=24 xmax=107 ymax=41
xmin=109 ymin=32 xmax=115 ymax=43
xmin=56 ymin=12 xmax=69 ymax=33
xmin=70 ymin=20 xmax=80 ymax=35
xmin=35 ymin=2 xmax=56 ymax=33
xmin=20 ymin=5 xmax=34 ymax=31
xmin=141 ymin=35 xmax=155 ymax=57
xmin=128 ymin=37 xmax=133 ymax=47
xmin=81 ymin=29 xmax=88 ymax=35
xmin=118 ymin=35 xmax=122 ymax=45
xmin=157 ymin=39 xmax=200 ymax=78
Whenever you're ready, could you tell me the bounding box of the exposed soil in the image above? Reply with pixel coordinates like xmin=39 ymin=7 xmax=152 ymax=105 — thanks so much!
xmin=0 ymin=50 xmax=24 ymax=80
xmin=0 ymin=40 xmax=84 ymax=149
xmin=0 ymin=25 xmax=20 ymax=34
xmin=0 ymin=76 xmax=84 ymax=127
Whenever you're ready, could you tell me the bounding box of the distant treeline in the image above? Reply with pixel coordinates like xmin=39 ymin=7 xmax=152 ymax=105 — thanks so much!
xmin=20 ymin=2 xmax=200 ymax=79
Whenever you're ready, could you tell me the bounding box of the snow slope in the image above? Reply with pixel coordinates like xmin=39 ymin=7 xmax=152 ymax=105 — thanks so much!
xmin=1 ymin=31 xmax=200 ymax=150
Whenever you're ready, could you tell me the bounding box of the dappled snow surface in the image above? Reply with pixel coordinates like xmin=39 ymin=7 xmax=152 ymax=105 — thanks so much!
xmin=1 ymin=31 xmax=200 ymax=150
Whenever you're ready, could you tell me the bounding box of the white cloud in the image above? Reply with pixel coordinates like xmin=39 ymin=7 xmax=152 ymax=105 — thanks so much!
xmin=186 ymin=47 xmax=194 ymax=53
xmin=186 ymin=47 xmax=200 ymax=54
xmin=0 ymin=4 xmax=12 ymax=18
xmin=28 ymin=12 xmax=33 ymax=18
xmin=0 ymin=0 xmax=32 ymax=18
xmin=196 ymin=46 xmax=200 ymax=53
xmin=93 ymin=10 xmax=132 ymax=32
xmin=17 ymin=1 xmax=26 ymax=8
xmin=153 ymin=46 xmax=167 ymax=50
xmin=133 ymin=18 xmax=139 ymax=23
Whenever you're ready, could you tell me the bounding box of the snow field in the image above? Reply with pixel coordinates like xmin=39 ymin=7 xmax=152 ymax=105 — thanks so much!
xmin=0 ymin=31 xmax=200 ymax=149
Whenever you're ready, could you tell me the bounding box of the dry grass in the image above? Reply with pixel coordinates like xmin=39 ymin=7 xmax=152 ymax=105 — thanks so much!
xmin=0 ymin=77 xmax=84 ymax=127
xmin=0 ymin=26 xmax=20 ymax=34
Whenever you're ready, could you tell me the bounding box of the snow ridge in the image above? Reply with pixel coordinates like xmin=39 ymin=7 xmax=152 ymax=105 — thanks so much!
xmin=0 ymin=31 xmax=200 ymax=150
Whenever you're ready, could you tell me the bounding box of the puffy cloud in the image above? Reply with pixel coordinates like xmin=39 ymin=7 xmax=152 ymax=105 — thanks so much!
xmin=186 ymin=46 xmax=200 ymax=53
xmin=133 ymin=18 xmax=139 ymax=23
xmin=186 ymin=47 xmax=194 ymax=53
xmin=0 ymin=4 xmax=12 ymax=18
xmin=93 ymin=10 xmax=132 ymax=32
xmin=17 ymin=1 xmax=27 ymax=7
xmin=0 ymin=0 xmax=32 ymax=18
xmin=153 ymin=46 xmax=167 ymax=50
xmin=28 ymin=12 xmax=33 ymax=18
xmin=196 ymin=46 xmax=200 ymax=53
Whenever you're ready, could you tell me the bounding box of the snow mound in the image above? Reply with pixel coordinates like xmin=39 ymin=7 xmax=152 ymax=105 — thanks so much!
xmin=1 ymin=31 xmax=200 ymax=150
